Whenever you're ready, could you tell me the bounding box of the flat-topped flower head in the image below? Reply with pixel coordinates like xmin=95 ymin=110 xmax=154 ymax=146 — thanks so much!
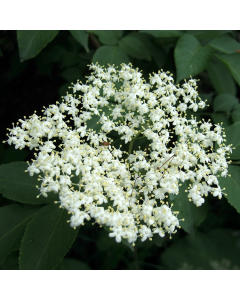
xmin=4 ymin=63 xmax=231 ymax=245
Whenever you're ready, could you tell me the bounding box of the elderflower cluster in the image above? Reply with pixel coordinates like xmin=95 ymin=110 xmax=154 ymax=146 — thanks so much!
xmin=5 ymin=63 xmax=231 ymax=245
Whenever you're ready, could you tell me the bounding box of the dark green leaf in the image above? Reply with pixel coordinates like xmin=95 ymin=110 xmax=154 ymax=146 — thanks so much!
xmin=60 ymin=66 xmax=82 ymax=82
xmin=60 ymin=52 xmax=81 ymax=69
xmin=207 ymin=58 xmax=237 ymax=95
xmin=218 ymin=165 xmax=240 ymax=213
xmin=19 ymin=203 xmax=79 ymax=270
xmin=225 ymin=121 xmax=240 ymax=159
xmin=161 ymin=229 xmax=240 ymax=269
xmin=198 ymin=93 xmax=213 ymax=111
xmin=174 ymin=34 xmax=214 ymax=82
xmin=186 ymin=30 xmax=231 ymax=40
xmin=89 ymin=30 xmax=123 ymax=45
xmin=211 ymin=114 xmax=232 ymax=129
xmin=216 ymin=53 xmax=240 ymax=87
xmin=69 ymin=30 xmax=89 ymax=52
xmin=125 ymin=32 xmax=156 ymax=59
xmin=231 ymin=104 xmax=240 ymax=123
xmin=169 ymin=182 xmax=208 ymax=238
xmin=141 ymin=30 xmax=184 ymax=38
xmin=0 ymin=162 xmax=58 ymax=204
xmin=56 ymin=258 xmax=91 ymax=270
xmin=0 ymin=251 xmax=19 ymax=270
xmin=0 ymin=204 xmax=40 ymax=264
xmin=92 ymin=45 xmax=129 ymax=67
xmin=119 ymin=35 xmax=151 ymax=60
xmin=0 ymin=47 xmax=3 ymax=57
xmin=213 ymin=93 xmax=239 ymax=113
xmin=7 ymin=53 xmax=29 ymax=81
xmin=209 ymin=36 xmax=240 ymax=54
xmin=17 ymin=30 xmax=59 ymax=61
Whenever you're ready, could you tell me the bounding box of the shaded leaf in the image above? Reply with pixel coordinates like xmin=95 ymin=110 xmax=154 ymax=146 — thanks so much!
xmin=211 ymin=114 xmax=232 ymax=129
xmin=89 ymin=30 xmax=123 ymax=45
xmin=0 ymin=251 xmax=19 ymax=270
xmin=161 ymin=229 xmax=240 ymax=269
xmin=19 ymin=203 xmax=79 ymax=270
xmin=198 ymin=93 xmax=213 ymax=111
xmin=218 ymin=165 xmax=240 ymax=213
xmin=125 ymin=32 xmax=155 ymax=59
xmin=174 ymin=34 xmax=214 ymax=82
xmin=17 ymin=30 xmax=59 ymax=61
xmin=169 ymin=182 xmax=208 ymax=238
xmin=209 ymin=36 xmax=240 ymax=54
xmin=231 ymin=104 xmax=240 ymax=123
xmin=216 ymin=53 xmax=240 ymax=87
xmin=92 ymin=45 xmax=129 ymax=67
xmin=119 ymin=35 xmax=151 ymax=60
xmin=56 ymin=258 xmax=91 ymax=270
xmin=186 ymin=30 xmax=231 ymax=40
xmin=0 ymin=162 xmax=58 ymax=204
xmin=69 ymin=30 xmax=89 ymax=52
xmin=141 ymin=30 xmax=183 ymax=38
xmin=213 ymin=93 xmax=239 ymax=113
xmin=207 ymin=58 xmax=237 ymax=95
xmin=60 ymin=66 xmax=82 ymax=82
xmin=0 ymin=204 xmax=40 ymax=264
xmin=225 ymin=121 xmax=240 ymax=159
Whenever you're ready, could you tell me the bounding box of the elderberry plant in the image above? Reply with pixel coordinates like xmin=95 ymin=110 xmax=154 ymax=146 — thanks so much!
xmin=5 ymin=63 xmax=232 ymax=246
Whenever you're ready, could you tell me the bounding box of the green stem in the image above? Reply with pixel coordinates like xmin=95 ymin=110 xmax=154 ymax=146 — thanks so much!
xmin=128 ymin=139 xmax=135 ymax=155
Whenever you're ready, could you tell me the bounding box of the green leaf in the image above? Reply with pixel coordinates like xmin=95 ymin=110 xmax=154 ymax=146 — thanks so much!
xmin=209 ymin=36 xmax=240 ymax=54
xmin=125 ymin=32 xmax=155 ymax=59
xmin=169 ymin=182 xmax=208 ymax=238
xmin=56 ymin=258 xmax=91 ymax=270
xmin=92 ymin=45 xmax=129 ymax=67
xmin=60 ymin=66 xmax=82 ymax=82
xmin=19 ymin=203 xmax=79 ymax=270
xmin=211 ymin=114 xmax=232 ymax=129
xmin=186 ymin=30 xmax=231 ymax=40
xmin=0 ymin=251 xmax=19 ymax=270
xmin=69 ymin=30 xmax=89 ymax=52
xmin=213 ymin=93 xmax=239 ymax=113
xmin=89 ymin=30 xmax=123 ymax=45
xmin=174 ymin=34 xmax=214 ymax=83
xmin=0 ymin=204 xmax=40 ymax=264
xmin=207 ymin=58 xmax=237 ymax=95
xmin=218 ymin=165 xmax=240 ymax=213
xmin=216 ymin=53 xmax=240 ymax=87
xmin=0 ymin=162 xmax=58 ymax=204
xmin=161 ymin=229 xmax=240 ymax=269
xmin=17 ymin=30 xmax=59 ymax=61
xmin=198 ymin=93 xmax=213 ymax=111
xmin=119 ymin=35 xmax=151 ymax=60
xmin=140 ymin=30 xmax=184 ymax=38
xmin=225 ymin=121 xmax=240 ymax=159
xmin=0 ymin=47 xmax=3 ymax=57
xmin=231 ymin=104 xmax=240 ymax=123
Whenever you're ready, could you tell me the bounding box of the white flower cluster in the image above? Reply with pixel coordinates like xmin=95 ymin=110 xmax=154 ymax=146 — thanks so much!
xmin=5 ymin=63 xmax=231 ymax=245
